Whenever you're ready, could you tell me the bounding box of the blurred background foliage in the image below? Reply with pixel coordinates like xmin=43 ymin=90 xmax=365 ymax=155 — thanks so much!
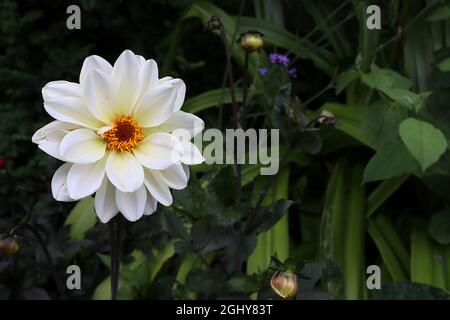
xmin=1 ymin=0 xmax=450 ymax=300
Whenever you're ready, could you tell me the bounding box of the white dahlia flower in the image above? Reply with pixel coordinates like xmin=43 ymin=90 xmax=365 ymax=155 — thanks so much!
xmin=32 ymin=50 xmax=204 ymax=223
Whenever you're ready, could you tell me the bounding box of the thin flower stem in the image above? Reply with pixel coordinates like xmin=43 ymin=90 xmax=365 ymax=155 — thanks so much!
xmin=10 ymin=223 xmax=66 ymax=299
xmin=219 ymin=28 xmax=239 ymax=131
xmin=241 ymin=52 xmax=249 ymax=129
xmin=109 ymin=216 xmax=122 ymax=300
xmin=217 ymin=18 xmax=242 ymax=205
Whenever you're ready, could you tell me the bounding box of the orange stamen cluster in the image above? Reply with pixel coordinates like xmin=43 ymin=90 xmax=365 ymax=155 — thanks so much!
xmin=103 ymin=115 xmax=144 ymax=152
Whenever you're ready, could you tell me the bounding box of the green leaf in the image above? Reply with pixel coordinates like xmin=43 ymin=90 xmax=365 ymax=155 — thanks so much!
xmin=319 ymin=103 xmax=372 ymax=148
xmin=182 ymin=88 xmax=243 ymax=114
xmin=363 ymin=141 xmax=420 ymax=182
xmin=428 ymin=209 xmax=450 ymax=245
xmin=92 ymin=277 xmax=111 ymax=300
xmin=362 ymin=101 xmax=407 ymax=146
xmin=361 ymin=66 xmax=412 ymax=91
xmin=161 ymin=211 xmax=189 ymax=240
xmin=427 ymin=3 xmax=450 ymax=22
xmin=437 ymin=57 xmax=450 ymax=72
xmin=121 ymin=250 xmax=152 ymax=289
xmin=96 ymin=253 xmax=111 ymax=269
xmin=381 ymin=88 xmax=432 ymax=112
xmin=370 ymin=283 xmax=450 ymax=299
xmin=228 ymin=274 xmax=259 ymax=293
xmin=367 ymin=215 xmax=409 ymax=282
xmin=335 ymin=69 xmax=360 ymax=95
xmin=149 ymin=240 xmax=176 ymax=283
xmin=247 ymin=200 xmax=293 ymax=234
xmin=399 ymin=118 xmax=448 ymax=171
xmin=64 ymin=197 xmax=97 ymax=241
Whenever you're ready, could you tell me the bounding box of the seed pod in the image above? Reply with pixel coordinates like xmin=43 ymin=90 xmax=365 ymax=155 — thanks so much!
xmin=239 ymin=31 xmax=264 ymax=53
xmin=0 ymin=238 xmax=20 ymax=255
xmin=270 ymin=270 xmax=298 ymax=298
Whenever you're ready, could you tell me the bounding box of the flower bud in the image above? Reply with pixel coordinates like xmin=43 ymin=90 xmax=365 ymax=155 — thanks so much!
xmin=239 ymin=31 xmax=264 ymax=53
xmin=0 ymin=157 xmax=6 ymax=169
xmin=0 ymin=238 xmax=20 ymax=255
xmin=270 ymin=270 xmax=298 ymax=298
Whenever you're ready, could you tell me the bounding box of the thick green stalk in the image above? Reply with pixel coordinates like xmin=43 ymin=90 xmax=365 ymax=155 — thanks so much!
xmin=344 ymin=161 xmax=366 ymax=300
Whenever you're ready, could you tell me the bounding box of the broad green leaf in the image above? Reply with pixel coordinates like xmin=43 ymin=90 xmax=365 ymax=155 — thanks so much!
xmin=428 ymin=209 xmax=450 ymax=245
xmin=399 ymin=118 xmax=448 ymax=171
xmin=361 ymin=66 xmax=412 ymax=91
xmin=182 ymin=88 xmax=243 ymax=114
xmin=437 ymin=57 xmax=450 ymax=72
xmin=363 ymin=141 xmax=420 ymax=182
xmin=381 ymin=88 xmax=432 ymax=112
xmin=362 ymin=101 xmax=407 ymax=146
xmin=64 ymin=197 xmax=97 ymax=241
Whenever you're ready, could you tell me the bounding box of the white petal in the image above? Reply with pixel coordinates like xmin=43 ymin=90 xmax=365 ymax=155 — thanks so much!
xmin=159 ymin=77 xmax=186 ymax=112
xmin=115 ymin=185 xmax=146 ymax=222
xmin=182 ymin=164 xmax=190 ymax=181
xmin=85 ymin=69 xmax=117 ymax=123
xmin=51 ymin=163 xmax=75 ymax=202
xmin=133 ymin=132 xmax=183 ymax=170
xmin=60 ymin=128 xmax=106 ymax=164
xmin=144 ymin=192 xmax=157 ymax=215
xmin=42 ymin=81 xmax=83 ymax=101
xmin=156 ymin=111 xmax=204 ymax=137
xmin=133 ymin=84 xmax=177 ymax=127
xmin=106 ymin=151 xmax=144 ymax=193
xmin=32 ymin=120 xmax=79 ymax=144
xmin=44 ymin=96 xmax=103 ymax=129
xmin=95 ymin=177 xmax=119 ymax=223
xmin=138 ymin=59 xmax=158 ymax=97
xmin=80 ymin=55 xmax=113 ymax=87
xmin=144 ymin=169 xmax=173 ymax=206
xmin=136 ymin=55 xmax=146 ymax=68
xmin=180 ymin=141 xmax=204 ymax=165
xmin=112 ymin=50 xmax=140 ymax=114
xmin=66 ymin=155 xmax=107 ymax=200
xmin=32 ymin=121 xmax=80 ymax=161
xmin=160 ymin=164 xmax=188 ymax=190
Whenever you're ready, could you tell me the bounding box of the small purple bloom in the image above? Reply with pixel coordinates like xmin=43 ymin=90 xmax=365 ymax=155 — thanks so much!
xmin=277 ymin=54 xmax=290 ymax=67
xmin=436 ymin=255 xmax=444 ymax=262
xmin=288 ymin=67 xmax=297 ymax=78
xmin=259 ymin=67 xmax=269 ymax=76
xmin=269 ymin=53 xmax=279 ymax=64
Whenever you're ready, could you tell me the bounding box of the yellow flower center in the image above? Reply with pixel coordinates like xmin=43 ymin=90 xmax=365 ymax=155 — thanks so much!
xmin=102 ymin=115 xmax=144 ymax=152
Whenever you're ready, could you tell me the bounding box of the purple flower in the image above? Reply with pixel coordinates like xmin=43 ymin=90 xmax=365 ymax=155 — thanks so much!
xmin=268 ymin=53 xmax=290 ymax=67
xmin=277 ymin=54 xmax=290 ymax=67
xmin=288 ymin=67 xmax=297 ymax=78
xmin=269 ymin=53 xmax=279 ymax=64
xmin=436 ymin=255 xmax=444 ymax=262
xmin=259 ymin=67 xmax=269 ymax=76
